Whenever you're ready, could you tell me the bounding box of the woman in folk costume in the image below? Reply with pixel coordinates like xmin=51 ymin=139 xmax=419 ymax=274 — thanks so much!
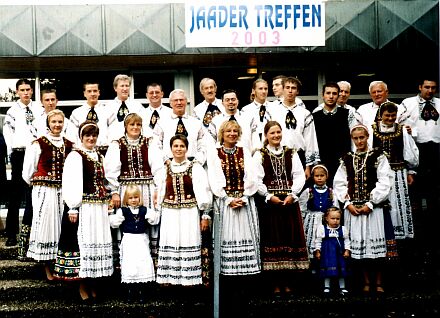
xmin=62 ymin=120 xmax=113 ymax=302
xmin=104 ymin=113 xmax=163 ymax=267
xmin=23 ymin=109 xmax=73 ymax=280
xmin=333 ymin=124 xmax=392 ymax=296
xmin=372 ymin=101 xmax=419 ymax=240
xmin=207 ymin=120 xmax=261 ymax=277
xmin=156 ymin=134 xmax=212 ymax=286
xmin=254 ymin=120 xmax=309 ymax=297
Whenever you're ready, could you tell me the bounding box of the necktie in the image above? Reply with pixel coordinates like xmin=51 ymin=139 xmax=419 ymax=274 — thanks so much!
xmin=175 ymin=116 xmax=188 ymax=137
xmin=259 ymin=104 xmax=266 ymax=122
xmin=374 ymin=106 xmax=381 ymax=122
xmin=117 ymin=101 xmax=129 ymax=122
xmin=285 ymin=110 xmax=296 ymax=129
xmin=203 ymin=103 xmax=221 ymax=127
xmin=150 ymin=110 xmax=159 ymax=129
xmin=25 ymin=106 xmax=34 ymax=125
xmin=229 ymin=115 xmax=236 ymax=121
xmin=86 ymin=107 xmax=99 ymax=123
xmin=421 ymin=100 xmax=439 ymax=121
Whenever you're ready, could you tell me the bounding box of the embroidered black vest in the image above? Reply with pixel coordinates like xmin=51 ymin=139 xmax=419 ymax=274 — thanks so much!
xmin=218 ymin=147 xmax=245 ymax=197
xmin=162 ymin=162 xmax=197 ymax=208
xmin=32 ymin=137 xmax=73 ymax=187
xmin=118 ymin=136 xmax=153 ymax=184
xmin=259 ymin=146 xmax=293 ymax=196
xmin=76 ymin=150 xmax=109 ymax=203
xmin=372 ymin=123 xmax=405 ymax=171
xmin=341 ymin=148 xmax=381 ymax=207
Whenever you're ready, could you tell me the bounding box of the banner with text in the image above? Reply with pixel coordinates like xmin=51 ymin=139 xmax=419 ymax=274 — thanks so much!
xmin=185 ymin=0 xmax=325 ymax=48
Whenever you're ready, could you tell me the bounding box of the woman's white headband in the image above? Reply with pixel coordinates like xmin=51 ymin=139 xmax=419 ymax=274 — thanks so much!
xmin=79 ymin=123 xmax=98 ymax=138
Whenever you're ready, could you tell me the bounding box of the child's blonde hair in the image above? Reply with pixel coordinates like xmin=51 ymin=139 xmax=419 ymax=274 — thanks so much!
xmin=323 ymin=206 xmax=342 ymax=225
xmin=311 ymin=164 xmax=328 ymax=177
xmin=122 ymin=185 xmax=143 ymax=207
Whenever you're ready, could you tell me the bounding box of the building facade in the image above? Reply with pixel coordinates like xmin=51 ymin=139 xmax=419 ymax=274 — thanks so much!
xmin=0 ymin=0 xmax=438 ymax=117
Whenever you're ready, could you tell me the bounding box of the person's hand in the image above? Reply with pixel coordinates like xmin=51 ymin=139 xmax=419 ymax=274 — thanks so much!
xmin=405 ymin=125 xmax=412 ymax=135
xmin=270 ymin=195 xmax=283 ymax=205
xmin=200 ymin=219 xmax=210 ymax=232
xmin=282 ymin=195 xmax=294 ymax=206
xmin=229 ymin=198 xmax=246 ymax=209
xmin=358 ymin=205 xmax=372 ymax=215
xmin=347 ymin=204 xmax=359 ymax=216
xmin=304 ymin=166 xmax=311 ymax=179
xmin=69 ymin=213 xmax=78 ymax=223
xmin=111 ymin=193 xmax=121 ymax=208
xmin=343 ymin=249 xmax=350 ymax=258
xmin=314 ymin=250 xmax=321 ymax=260
xmin=407 ymin=174 xmax=414 ymax=186
xmin=153 ymin=191 xmax=158 ymax=209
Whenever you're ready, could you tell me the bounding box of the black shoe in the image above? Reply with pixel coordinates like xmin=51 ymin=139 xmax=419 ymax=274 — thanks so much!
xmin=78 ymin=296 xmax=93 ymax=305
xmin=126 ymin=288 xmax=134 ymax=303
xmin=138 ymin=292 xmax=145 ymax=304
xmin=5 ymin=238 xmax=17 ymax=247
xmin=375 ymin=286 xmax=385 ymax=300
xmin=91 ymin=294 xmax=101 ymax=304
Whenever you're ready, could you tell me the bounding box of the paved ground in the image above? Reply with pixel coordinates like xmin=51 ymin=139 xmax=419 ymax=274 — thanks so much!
xmin=0 ymin=207 xmax=23 ymax=232
xmin=1 ymin=198 xmax=440 ymax=317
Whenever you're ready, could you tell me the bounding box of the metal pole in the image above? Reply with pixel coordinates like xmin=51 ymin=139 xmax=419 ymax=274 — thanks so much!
xmin=213 ymin=198 xmax=220 ymax=318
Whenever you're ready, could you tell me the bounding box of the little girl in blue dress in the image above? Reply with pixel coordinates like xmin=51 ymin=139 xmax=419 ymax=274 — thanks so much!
xmin=300 ymin=164 xmax=337 ymax=259
xmin=110 ymin=184 xmax=160 ymax=303
xmin=314 ymin=207 xmax=351 ymax=296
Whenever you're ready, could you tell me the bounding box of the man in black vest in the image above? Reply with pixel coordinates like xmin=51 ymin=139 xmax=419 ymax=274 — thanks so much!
xmin=312 ymin=82 xmax=354 ymax=186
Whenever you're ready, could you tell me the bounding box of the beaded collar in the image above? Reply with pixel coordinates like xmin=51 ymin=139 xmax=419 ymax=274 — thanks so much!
xmin=266 ymin=144 xmax=283 ymax=155
xmin=222 ymin=146 xmax=237 ymax=155
xmin=171 ymin=159 xmax=189 ymax=167
xmin=79 ymin=145 xmax=97 ymax=155
xmin=124 ymin=134 xmax=142 ymax=146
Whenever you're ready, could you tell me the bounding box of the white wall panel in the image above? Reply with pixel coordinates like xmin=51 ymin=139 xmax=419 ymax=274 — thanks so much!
xmin=35 ymin=5 xmax=103 ymax=55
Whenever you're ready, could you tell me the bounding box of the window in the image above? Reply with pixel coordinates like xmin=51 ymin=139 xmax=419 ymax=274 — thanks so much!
xmin=132 ymin=72 xmax=176 ymax=105
xmin=0 ymin=75 xmax=36 ymax=115
xmin=39 ymin=71 xmax=124 ymax=101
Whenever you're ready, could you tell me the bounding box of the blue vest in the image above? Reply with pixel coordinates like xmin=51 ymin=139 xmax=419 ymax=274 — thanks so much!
xmin=121 ymin=206 xmax=148 ymax=234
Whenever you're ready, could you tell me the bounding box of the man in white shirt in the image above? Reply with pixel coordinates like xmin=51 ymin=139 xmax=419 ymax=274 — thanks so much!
xmin=241 ymin=78 xmax=272 ymax=144
xmin=3 ymin=79 xmax=42 ymax=246
xmin=153 ymin=89 xmax=206 ymax=165
xmin=272 ymin=75 xmax=286 ymax=102
xmin=208 ymin=89 xmax=260 ymax=154
xmin=193 ymin=78 xmax=225 ymax=128
xmin=356 ymin=80 xmax=403 ymax=145
xmin=356 ymin=81 xmax=389 ymax=129
xmin=400 ymin=77 xmax=440 ymax=223
xmin=107 ymin=74 xmax=147 ymax=141
xmin=267 ymin=76 xmax=319 ymax=178
xmin=68 ymin=82 xmax=111 ymax=154
xmin=314 ymin=81 xmax=359 ymax=127
xmin=144 ymin=83 xmax=172 ymax=136
xmin=34 ymin=89 xmax=69 ymax=138
xmin=337 ymin=81 xmax=356 ymax=111
xmin=313 ymin=81 xmax=360 ymax=153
